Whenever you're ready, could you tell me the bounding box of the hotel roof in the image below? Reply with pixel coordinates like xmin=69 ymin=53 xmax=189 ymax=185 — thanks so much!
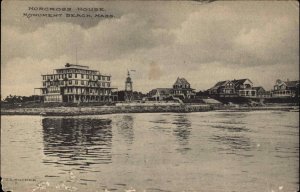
xmin=54 ymin=63 xmax=97 ymax=71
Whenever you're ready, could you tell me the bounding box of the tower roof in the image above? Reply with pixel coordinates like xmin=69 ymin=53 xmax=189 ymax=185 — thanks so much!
xmin=125 ymin=70 xmax=132 ymax=83
xmin=174 ymin=77 xmax=190 ymax=86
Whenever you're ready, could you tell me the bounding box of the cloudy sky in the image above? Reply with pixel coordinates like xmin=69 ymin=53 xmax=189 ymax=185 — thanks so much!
xmin=1 ymin=0 xmax=299 ymax=98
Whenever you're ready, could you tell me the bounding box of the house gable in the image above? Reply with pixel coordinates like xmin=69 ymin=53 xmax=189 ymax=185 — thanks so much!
xmin=253 ymin=86 xmax=265 ymax=93
xmin=243 ymin=79 xmax=253 ymax=86
xmin=274 ymin=79 xmax=287 ymax=90
xmin=223 ymin=81 xmax=234 ymax=88
xmin=173 ymin=77 xmax=191 ymax=89
xmin=232 ymin=78 xmax=253 ymax=89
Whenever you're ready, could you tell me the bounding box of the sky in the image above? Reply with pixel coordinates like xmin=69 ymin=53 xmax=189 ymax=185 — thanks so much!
xmin=1 ymin=0 xmax=299 ymax=98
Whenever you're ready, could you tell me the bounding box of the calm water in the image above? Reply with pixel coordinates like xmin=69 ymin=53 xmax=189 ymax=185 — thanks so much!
xmin=1 ymin=111 xmax=299 ymax=192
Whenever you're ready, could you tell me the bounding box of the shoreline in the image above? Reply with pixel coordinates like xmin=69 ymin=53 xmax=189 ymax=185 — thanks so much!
xmin=1 ymin=104 xmax=298 ymax=116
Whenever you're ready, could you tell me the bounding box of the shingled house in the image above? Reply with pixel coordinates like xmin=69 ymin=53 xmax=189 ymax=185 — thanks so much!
xmin=208 ymin=80 xmax=236 ymax=97
xmin=172 ymin=77 xmax=196 ymax=99
xmin=208 ymin=78 xmax=257 ymax=98
xmin=252 ymin=86 xmax=271 ymax=98
xmin=272 ymin=79 xmax=300 ymax=98
xmin=147 ymin=77 xmax=195 ymax=101
xmin=147 ymin=88 xmax=173 ymax=101
xmin=232 ymin=79 xmax=257 ymax=97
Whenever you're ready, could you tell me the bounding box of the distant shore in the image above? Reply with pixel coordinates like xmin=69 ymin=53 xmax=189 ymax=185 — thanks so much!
xmin=1 ymin=103 xmax=298 ymax=116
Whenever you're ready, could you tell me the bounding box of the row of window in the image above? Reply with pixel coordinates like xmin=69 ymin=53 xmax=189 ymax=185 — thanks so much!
xmin=224 ymin=83 xmax=234 ymax=88
xmin=221 ymin=89 xmax=234 ymax=94
xmin=45 ymin=95 xmax=62 ymax=102
xmin=274 ymin=85 xmax=287 ymax=91
xmin=47 ymin=87 xmax=60 ymax=93
xmin=56 ymin=69 xmax=98 ymax=75
xmin=173 ymin=85 xmax=190 ymax=89
xmin=64 ymin=87 xmax=111 ymax=95
xmin=273 ymin=91 xmax=292 ymax=95
xmin=43 ymin=80 xmax=111 ymax=87
xmin=43 ymin=74 xmax=111 ymax=81
xmin=239 ymin=90 xmax=256 ymax=96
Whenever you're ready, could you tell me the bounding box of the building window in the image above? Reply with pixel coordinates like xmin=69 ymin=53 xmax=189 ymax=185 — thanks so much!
xmin=68 ymin=74 xmax=72 ymax=78
xmin=75 ymin=74 xmax=77 ymax=78
xmin=107 ymin=77 xmax=110 ymax=81
xmin=81 ymin=74 xmax=84 ymax=79
xmin=102 ymin=76 xmax=105 ymax=80
xmin=75 ymin=80 xmax=78 ymax=85
xmin=69 ymin=80 xmax=72 ymax=85
xmin=81 ymin=81 xmax=84 ymax=85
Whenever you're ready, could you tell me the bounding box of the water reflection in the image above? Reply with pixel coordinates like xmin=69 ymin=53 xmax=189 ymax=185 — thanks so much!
xmin=209 ymin=112 xmax=254 ymax=156
xmin=211 ymin=124 xmax=249 ymax=133
xmin=42 ymin=117 xmax=112 ymax=168
xmin=215 ymin=112 xmax=247 ymax=119
xmin=172 ymin=114 xmax=192 ymax=153
xmin=2 ymin=112 xmax=299 ymax=192
xmin=115 ymin=115 xmax=134 ymax=145
xmin=211 ymin=134 xmax=252 ymax=151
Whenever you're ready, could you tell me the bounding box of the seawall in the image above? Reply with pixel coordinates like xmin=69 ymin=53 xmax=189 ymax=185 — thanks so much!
xmin=1 ymin=104 xmax=298 ymax=116
xmin=1 ymin=104 xmax=214 ymax=116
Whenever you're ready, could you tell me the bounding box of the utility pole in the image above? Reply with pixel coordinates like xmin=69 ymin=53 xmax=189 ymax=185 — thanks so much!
xmin=76 ymin=47 xmax=78 ymax=65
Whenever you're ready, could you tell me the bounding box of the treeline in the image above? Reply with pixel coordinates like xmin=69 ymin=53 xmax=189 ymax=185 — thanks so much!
xmin=2 ymin=95 xmax=42 ymax=104
xmin=115 ymin=91 xmax=146 ymax=101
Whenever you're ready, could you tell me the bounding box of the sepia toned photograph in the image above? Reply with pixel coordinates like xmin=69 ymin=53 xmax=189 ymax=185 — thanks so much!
xmin=1 ymin=0 xmax=299 ymax=192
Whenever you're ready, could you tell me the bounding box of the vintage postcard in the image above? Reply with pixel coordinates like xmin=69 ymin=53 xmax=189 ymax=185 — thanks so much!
xmin=1 ymin=0 xmax=299 ymax=192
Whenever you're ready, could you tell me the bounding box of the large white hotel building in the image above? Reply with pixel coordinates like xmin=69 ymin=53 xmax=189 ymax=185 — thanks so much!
xmin=37 ymin=63 xmax=116 ymax=102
